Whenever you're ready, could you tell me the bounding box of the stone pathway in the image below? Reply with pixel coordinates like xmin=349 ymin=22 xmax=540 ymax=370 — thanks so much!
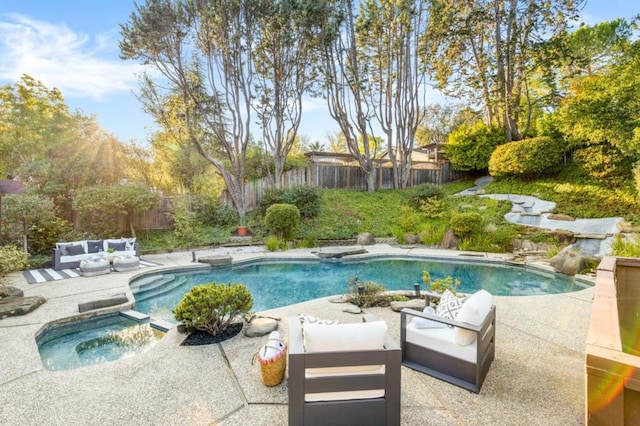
xmin=458 ymin=177 xmax=624 ymax=256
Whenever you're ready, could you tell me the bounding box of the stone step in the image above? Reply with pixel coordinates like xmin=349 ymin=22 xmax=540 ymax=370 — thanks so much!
xmin=150 ymin=319 xmax=175 ymax=332
xmin=120 ymin=309 xmax=150 ymax=322
xmin=575 ymin=233 xmax=609 ymax=240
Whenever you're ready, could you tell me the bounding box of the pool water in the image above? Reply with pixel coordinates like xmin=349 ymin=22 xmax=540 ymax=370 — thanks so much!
xmin=37 ymin=256 xmax=588 ymax=370
xmin=132 ymin=257 xmax=586 ymax=323
xmin=37 ymin=314 xmax=164 ymax=371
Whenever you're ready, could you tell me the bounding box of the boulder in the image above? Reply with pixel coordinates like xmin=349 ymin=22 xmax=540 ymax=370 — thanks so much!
xmin=0 ymin=286 xmax=23 ymax=298
xmin=441 ymin=230 xmax=458 ymax=250
xmin=549 ymin=229 xmax=576 ymax=244
xmin=390 ymin=299 xmax=425 ymax=312
xmin=328 ymin=295 xmax=348 ymax=304
xmin=0 ymin=296 xmax=46 ymax=319
xmin=356 ymin=232 xmax=375 ymax=245
xmin=404 ymin=234 xmax=420 ymax=244
xmin=617 ymin=221 xmax=635 ymax=233
xmin=550 ymin=247 xmax=599 ymax=276
xmin=343 ymin=305 xmax=363 ymax=314
xmin=244 ymin=317 xmax=279 ymax=337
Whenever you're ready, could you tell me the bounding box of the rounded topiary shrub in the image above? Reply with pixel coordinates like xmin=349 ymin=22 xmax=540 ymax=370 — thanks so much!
xmin=173 ymin=282 xmax=253 ymax=336
xmin=488 ymin=136 xmax=564 ymax=179
xmin=445 ymin=122 xmax=505 ymax=172
xmin=450 ymin=212 xmax=483 ymax=237
xmin=264 ymin=203 xmax=300 ymax=240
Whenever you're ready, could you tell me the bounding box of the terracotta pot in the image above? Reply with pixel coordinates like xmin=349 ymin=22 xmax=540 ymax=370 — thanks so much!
xmin=237 ymin=226 xmax=248 ymax=236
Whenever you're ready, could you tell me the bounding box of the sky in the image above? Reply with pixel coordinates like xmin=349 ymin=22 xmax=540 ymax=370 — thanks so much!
xmin=0 ymin=1 xmax=638 ymax=146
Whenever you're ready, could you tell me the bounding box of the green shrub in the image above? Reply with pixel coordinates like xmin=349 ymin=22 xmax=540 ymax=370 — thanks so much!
xmin=610 ymin=234 xmax=640 ymax=258
xmin=488 ymin=136 xmax=564 ymax=179
xmin=419 ymin=197 xmax=446 ymax=219
xmin=258 ymin=185 xmax=321 ymax=218
xmin=450 ymin=212 xmax=483 ymax=237
xmin=264 ymin=203 xmax=300 ymax=240
xmin=26 ymin=216 xmax=73 ymax=256
xmin=408 ymin=183 xmax=445 ymax=209
xmin=445 ymin=122 xmax=505 ymax=171
xmin=265 ymin=235 xmax=286 ymax=251
xmin=212 ymin=203 xmax=240 ymax=227
xmin=173 ymin=282 xmax=253 ymax=336
xmin=573 ymin=143 xmax=634 ymax=187
xmin=345 ymin=276 xmax=391 ymax=308
xmin=0 ymin=245 xmax=28 ymax=284
xmin=422 ymin=271 xmax=460 ymax=295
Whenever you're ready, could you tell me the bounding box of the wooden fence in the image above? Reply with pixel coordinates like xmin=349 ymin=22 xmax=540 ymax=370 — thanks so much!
xmin=85 ymin=161 xmax=461 ymax=232
xmin=230 ymin=161 xmax=462 ymax=211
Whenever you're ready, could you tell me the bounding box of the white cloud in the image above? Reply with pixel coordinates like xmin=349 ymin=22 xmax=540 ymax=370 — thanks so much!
xmin=0 ymin=13 xmax=143 ymax=99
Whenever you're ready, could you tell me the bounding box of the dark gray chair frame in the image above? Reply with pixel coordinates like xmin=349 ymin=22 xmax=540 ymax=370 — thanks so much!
xmin=400 ymin=299 xmax=496 ymax=393
xmin=288 ymin=316 xmax=401 ymax=426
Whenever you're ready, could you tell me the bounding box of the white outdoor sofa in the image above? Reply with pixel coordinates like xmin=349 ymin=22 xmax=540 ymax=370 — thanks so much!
xmin=52 ymin=238 xmax=139 ymax=270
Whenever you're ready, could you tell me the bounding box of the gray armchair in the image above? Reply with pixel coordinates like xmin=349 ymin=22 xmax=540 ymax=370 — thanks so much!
xmin=400 ymin=292 xmax=496 ymax=393
xmin=288 ymin=316 xmax=401 ymax=426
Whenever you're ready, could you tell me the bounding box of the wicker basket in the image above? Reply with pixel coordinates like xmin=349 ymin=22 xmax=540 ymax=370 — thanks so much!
xmin=252 ymin=343 xmax=288 ymax=387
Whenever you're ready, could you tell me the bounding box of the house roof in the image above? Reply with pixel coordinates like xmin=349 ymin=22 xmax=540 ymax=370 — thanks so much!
xmin=0 ymin=179 xmax=26 ymax=195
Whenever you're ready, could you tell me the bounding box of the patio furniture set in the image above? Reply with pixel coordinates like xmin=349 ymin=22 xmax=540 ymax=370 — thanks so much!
xmin=52 ymin=238 xmax=141 ymax=276
xmin=287 ymin=289 xmax=496 ymax=425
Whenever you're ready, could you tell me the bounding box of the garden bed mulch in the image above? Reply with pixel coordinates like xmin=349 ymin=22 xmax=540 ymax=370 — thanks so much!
xmin=180 ymin=322 xmax=243 ymax=346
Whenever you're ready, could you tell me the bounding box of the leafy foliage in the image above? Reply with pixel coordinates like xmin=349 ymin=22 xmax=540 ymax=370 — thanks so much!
xmin=264 ymin=203 xmax=300 ymax=240
xmin=73 ymin=184 xmax=160 ymax=238
xmin=610 ymin=234 xmax=640 ymax=258
xmin=573 ymin=142 xmax=635 ymax=187
xmin=345 ymin=276 xmax=393 ymax=308
xmin=2 ymin=193 xmax=58 ymax=253
xmin=408 ymin=183 xmax=445 ymax=209
xmin=488 ymin=137 xmax=564 ymax=179
xmin=445 ymin=122 xmax=505 ymax=171
xmin=258 ymin=185 xmax=322 ymax=219
xmin=173 ymin=282 xmax=253 ymax=336
xmin=422 ymin=271 xmax=460 ymax=295
xmin=0 ymin=245 xmax=28 ymax=284
xmin=450 ymin=212 xmax=483 ymax=237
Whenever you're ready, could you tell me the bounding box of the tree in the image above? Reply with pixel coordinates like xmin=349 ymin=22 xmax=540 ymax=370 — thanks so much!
xmin=73 ymin=184 xmax=160 ymax=238
xmin=356 ymin=0 xmax=429 ymax=189
xmin=121 ymin=0 xmax=260 ymax=218
xmin=252 ymin=0 xmax=335 ymax=188
xmin=2 ymin=193 xmax=56 ymax=253
xmin=415 ymin=103 xmax=480 ymax=147
xmin=424 ymin=0 xmax=583 ymax=141
xmin=320 ymin=0 xmax=379 ymax=192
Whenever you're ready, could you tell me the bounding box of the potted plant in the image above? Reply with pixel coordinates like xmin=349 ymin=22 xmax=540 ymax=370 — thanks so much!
xmin=237 ymin=216 xmax=248 ymax=236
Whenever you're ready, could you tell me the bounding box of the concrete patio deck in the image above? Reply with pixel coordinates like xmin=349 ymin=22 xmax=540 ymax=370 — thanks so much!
xmin=0 ymin=246 xmax=593 ymax=425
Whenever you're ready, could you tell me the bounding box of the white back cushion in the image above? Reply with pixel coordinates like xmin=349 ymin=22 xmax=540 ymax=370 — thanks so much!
xmin=453 ymin=290 xmax=493 ymax=346
xmin=303 ymin=321 xmax=387 ymax=353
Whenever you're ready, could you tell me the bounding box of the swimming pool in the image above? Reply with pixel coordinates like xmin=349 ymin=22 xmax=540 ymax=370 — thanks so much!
xmin=37 ymin=255 xmax=588 ymax=370
xmin=131 ymin=256 xmax=586 ymax=322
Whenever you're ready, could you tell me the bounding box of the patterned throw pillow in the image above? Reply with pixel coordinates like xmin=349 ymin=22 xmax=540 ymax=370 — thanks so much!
xmin=297 ymin=314 xmax=338 ymax=325
xmin=436 ymin=290 xmax=465 ymax=320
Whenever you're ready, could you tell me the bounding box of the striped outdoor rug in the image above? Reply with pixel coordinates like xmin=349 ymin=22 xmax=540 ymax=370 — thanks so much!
xmin=23 ymin=259 xmax=162 ymax=284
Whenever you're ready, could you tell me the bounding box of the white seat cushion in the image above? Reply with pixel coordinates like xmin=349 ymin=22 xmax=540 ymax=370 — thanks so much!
xmin=406 ymin=322 xmax=477 ymax=363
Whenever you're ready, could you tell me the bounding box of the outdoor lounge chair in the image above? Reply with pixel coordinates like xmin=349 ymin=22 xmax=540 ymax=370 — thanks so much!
xmin=400 ymin=290 xmax=496 ymax=393
xmin=288 ymin=316 xmax=401 ymax=426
